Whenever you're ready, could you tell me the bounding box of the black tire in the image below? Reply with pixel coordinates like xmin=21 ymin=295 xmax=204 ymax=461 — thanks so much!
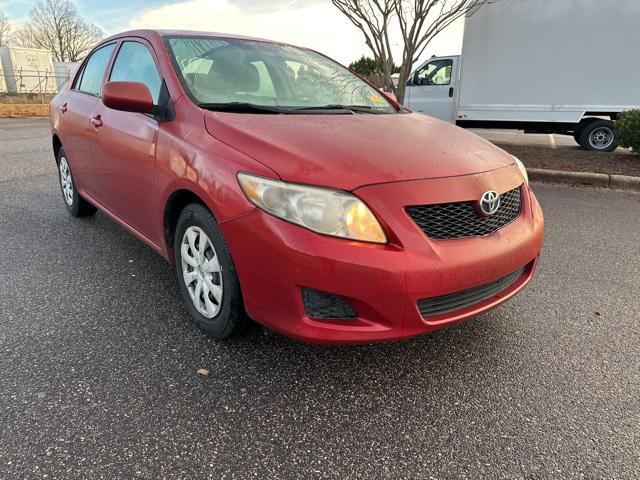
xmin=572 ymin=125 xmax=582 ymax=144
xmin=577 ymin=119 xmax=619 ymax=152
xmin=56 ymin=147 xmax=97 ymax=217
xmin=174 ymin=203 xmax=247 ymax=340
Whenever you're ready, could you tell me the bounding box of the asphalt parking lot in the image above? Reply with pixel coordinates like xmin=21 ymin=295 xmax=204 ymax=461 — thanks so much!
xmin=1 ymin=118 xmax=639 ymax=479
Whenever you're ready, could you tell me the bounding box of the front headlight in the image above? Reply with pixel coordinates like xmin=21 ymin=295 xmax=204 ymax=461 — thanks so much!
xmin=237 ymin=173 xmax=387 ymax=244
xmin=512 ymin=155 xmax=529 ymax=185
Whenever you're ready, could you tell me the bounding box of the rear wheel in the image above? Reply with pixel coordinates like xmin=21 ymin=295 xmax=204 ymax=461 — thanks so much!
xmin=57 ymin=147 xmax=97 ymax=217
xmin=577 ymin=119 xmax=618 ymax=152
xmin=572 ymin=126 xmax=582 ymax=144
xmin=174 ymin=203 xmax=247 ymax=340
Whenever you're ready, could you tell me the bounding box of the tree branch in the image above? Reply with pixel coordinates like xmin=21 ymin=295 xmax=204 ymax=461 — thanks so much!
xmin=332 ymin=0 xmax=493 ymax=102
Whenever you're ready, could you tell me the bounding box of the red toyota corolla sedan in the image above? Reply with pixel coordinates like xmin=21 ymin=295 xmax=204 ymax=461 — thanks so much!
xmin=50 ymin=29 xmax=543 ymax=344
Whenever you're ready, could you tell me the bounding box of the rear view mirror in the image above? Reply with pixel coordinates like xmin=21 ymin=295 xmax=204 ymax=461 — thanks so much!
xmin=102 ymin=81 xmax=154 ymax=114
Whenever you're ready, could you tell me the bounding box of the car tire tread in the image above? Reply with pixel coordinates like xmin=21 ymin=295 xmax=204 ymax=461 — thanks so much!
xmin=174 ymin=203 xmax=247 ymax=340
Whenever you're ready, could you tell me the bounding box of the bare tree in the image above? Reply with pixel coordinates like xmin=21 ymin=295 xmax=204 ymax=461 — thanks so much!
xmin=0 ymin=10 xmax=10 ymax=46
xmin=12 ymin=0 xmax=102 ymax=62
xmin=332 ymin=0 xmax=492 ymax=102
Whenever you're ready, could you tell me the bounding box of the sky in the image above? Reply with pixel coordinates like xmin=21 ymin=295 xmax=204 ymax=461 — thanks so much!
xmin=1 ymin=0 xmax=465 ymax=66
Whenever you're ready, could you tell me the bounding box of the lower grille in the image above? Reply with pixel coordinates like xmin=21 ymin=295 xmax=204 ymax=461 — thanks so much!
xmin=406 ymin=186 xmax=522 ymax=240
xmin=417 ymin=266 xmax=526 ymax=317
xmin=302 ymin=288 xmax=357 ymax=320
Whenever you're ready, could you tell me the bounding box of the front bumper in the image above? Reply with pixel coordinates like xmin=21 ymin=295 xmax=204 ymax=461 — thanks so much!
xmin=220 ymin=167 xmax=544 ymax=344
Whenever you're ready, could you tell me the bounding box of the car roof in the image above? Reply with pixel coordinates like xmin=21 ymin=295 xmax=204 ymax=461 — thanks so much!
xmin=101 ymin=29 xmax=290 ymax=47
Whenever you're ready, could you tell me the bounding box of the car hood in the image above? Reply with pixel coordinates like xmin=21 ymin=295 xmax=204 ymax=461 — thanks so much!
xmin=204 ymin=111 xmax=515 ymax=191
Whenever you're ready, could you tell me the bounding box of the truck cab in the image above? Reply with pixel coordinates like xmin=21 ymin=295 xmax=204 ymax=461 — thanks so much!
xmin=405 ymin=55 xmax=459 ymax=124
xmin=402 ymin=0 xmax=640 ymax=152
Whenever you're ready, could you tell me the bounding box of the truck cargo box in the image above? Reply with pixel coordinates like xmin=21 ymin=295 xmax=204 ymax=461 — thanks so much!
xmin=457 ymin=0 xmax=640 ymax=123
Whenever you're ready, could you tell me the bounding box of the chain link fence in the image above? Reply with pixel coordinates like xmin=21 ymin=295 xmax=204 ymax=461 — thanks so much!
xmin=0 ymin=68 xmax=74 ymax=102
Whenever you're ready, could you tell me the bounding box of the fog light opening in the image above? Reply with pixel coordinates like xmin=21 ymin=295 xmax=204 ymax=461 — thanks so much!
xmin=302 ymin=288 xmax=357 ymax=320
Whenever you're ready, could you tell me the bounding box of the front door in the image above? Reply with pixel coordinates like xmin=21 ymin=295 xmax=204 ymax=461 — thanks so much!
xmin=405 ymin=57 xmax=458 ymax=123
xmin=60 ymin=43 xmax=116 ymax=197
xmin=90 ymin=39 xmax=164 ymax=243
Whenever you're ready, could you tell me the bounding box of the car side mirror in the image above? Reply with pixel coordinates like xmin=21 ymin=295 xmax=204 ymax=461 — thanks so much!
xmin=102 ymin=81 xmax=154 ymax=114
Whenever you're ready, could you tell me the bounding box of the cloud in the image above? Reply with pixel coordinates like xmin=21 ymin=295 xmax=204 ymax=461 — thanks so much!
xmin=129 ymin=0 xmax=464 ymax=67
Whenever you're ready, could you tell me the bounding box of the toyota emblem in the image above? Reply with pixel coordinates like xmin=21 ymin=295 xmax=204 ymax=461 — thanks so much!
xmin=479 ymin=190 xmax=501 ymax=215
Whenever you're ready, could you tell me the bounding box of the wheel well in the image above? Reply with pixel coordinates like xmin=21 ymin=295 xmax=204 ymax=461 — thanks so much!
xmin=583 ymin=112 xmax=617 ymax=121
xmin=576 ymin=116 xmax=615 ymax=134
xmin=164 ymin=190 xmax=208 ymax=248
xmin=52 ymin=135 xmax=62 ymax=162
xmin=578 ymin=115 xmax=616 ymax=129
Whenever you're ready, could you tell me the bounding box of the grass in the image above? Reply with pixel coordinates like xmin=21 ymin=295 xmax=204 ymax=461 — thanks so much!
xmin=0 ymin=94 xmax=56 ymax=104
xmin=0 ymin=104 xmax=50 ymax=118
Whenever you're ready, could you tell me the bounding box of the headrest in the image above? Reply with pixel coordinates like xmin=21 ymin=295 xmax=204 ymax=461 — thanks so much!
xmin=198 ymin=49 xmax=261 ymax=97
xmin=234 ymin=63 xmax=260 ymax=93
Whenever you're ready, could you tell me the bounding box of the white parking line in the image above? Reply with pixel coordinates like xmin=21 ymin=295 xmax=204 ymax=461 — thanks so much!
xmin=548 ymin=134 xmax=557 ymax=149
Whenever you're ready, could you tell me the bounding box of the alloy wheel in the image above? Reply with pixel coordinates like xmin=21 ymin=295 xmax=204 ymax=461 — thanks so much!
xmin=180 ymin=226 xmax=223 ymax=318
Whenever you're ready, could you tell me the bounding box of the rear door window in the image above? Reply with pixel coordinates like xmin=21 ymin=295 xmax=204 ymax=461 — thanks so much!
xmin=76 ymin=43 xmax=116 ymax=96
xmin=109 ymin=41 xmax=162 ymax=104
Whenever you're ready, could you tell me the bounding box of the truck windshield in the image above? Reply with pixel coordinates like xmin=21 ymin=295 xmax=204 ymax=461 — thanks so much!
xmin=165 ymin=36 xmax=397 ymax=114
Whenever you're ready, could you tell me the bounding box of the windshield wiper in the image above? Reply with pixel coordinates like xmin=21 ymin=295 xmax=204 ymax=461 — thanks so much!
xmin=198 ymin=102 xmax=387 ymax=115
xmin=197 ymin=102 xmax=285 ymax=114
xmin=292 ymin=104 xmax=384 ymax=114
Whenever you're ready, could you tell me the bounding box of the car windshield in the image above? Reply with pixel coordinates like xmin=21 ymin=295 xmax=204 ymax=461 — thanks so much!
xmin=165 ymin=36 xmax=397 ymax=114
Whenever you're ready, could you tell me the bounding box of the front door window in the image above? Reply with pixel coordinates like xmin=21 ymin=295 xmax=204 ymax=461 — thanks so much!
xmin=109 ymin=41 xmax=162 ymax=104
xmin=413 ymin=59 xmax=453 ymax=86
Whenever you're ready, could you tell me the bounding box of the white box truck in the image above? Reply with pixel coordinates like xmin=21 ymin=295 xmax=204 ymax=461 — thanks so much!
xmin=404 ymin=0 xmax=640 ymax=151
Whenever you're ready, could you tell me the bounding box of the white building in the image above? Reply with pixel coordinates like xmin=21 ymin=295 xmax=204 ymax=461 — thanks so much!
xmin=0 ymin=46 xmax=57 ymax=94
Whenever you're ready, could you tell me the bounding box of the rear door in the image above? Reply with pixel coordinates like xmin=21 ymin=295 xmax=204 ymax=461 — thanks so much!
xmin=58 ymin=43 xmax=116 ymax=196
xmin=90 ymin=39 xmax=163 ymax=243
xmin=405 ymin=56 xmax=458 ymax=122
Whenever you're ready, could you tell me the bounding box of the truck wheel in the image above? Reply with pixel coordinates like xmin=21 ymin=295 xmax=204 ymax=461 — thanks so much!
xmin=572 ymin=126 xmax=582 ymax=144
xmin=577 ymin=120 xmax=618 ymax=152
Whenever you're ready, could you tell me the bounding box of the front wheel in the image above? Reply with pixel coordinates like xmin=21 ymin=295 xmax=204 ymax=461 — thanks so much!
xmin=174 ymin=203 xmax=247 ymax=340
xmin=577 ymin=120 xmax=619 ymax=152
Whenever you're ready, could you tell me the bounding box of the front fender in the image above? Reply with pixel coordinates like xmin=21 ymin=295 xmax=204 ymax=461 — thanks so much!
xmin=154 ymin=117 xmax=279 ymax=260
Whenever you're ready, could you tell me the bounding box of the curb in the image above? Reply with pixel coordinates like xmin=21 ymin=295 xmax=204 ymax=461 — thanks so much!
xmin=528 ymin=168 xmax=640 ymax=192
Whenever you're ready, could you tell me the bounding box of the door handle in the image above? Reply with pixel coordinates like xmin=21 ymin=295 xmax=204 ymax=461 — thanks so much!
xmin=449 ymin=87 xmax=454 ymax=98
xmin=60 ymin=102 xmax=68 ymax=113
xmin=90 ymin=115 xmax=103 ymax=128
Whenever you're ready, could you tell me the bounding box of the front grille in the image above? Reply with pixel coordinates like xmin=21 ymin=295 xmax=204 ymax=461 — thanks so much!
xmin=417 ymin=266 xmax=526 ymax=317
xmin=302 ymin=288 xmax=357 ymax=320
xmin=406 ymin=186 xmax=522 ymax=240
